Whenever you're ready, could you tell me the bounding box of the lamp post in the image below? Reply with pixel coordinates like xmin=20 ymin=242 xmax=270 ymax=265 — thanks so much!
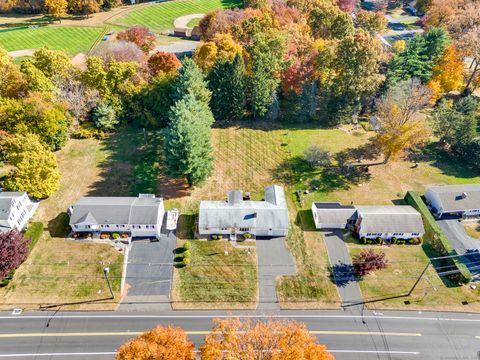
xmin=103 ymin=267 xmax=114 ymax=299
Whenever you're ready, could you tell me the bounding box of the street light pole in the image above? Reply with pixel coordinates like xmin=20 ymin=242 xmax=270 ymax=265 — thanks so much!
xmin=103 ymin=267 xmax=114 ymax=299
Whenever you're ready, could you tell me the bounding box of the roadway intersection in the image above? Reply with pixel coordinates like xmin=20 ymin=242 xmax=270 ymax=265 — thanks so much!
xmin=0 ymin=309 xmax=479 ymax=359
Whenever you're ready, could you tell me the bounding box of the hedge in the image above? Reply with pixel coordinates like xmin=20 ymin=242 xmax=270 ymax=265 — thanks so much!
xmin=404 ymin=191 xmax=471 ymax=283
xmin=24 ymin=222 xmax=43 ymax=251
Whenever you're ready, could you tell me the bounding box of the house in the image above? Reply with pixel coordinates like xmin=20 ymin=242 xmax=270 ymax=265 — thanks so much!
xmin=0 ymin=192 xmax=38 ymax=233
xmin=312 ymin=202 xmax=425 ymax=240
xmin=68 ymin=194 xmax=165 ymax=238
xmin=198 ymin=185 xmax=289 ymax=238
xmin=425 ymin=184 xmax=480 ymax=218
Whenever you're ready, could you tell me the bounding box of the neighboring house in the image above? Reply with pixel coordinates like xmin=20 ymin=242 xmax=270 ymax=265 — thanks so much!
xmin=425 ymin=184 xmax=480 ymax=219
xmin=0 ymin=192 xmax=38 ymax=233
xmin=312 ymin=202 xmax=425 ymax=240
xmin=68 ymin=194 xmax=165 ymax=238
xmin=198 ymin=185 xmax=289 ymax=239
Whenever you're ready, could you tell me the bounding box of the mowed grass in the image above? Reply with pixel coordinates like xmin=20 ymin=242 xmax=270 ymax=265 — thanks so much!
xmin=348 ymin=243 xmax=480 ymax=312
xmin=0 ymin=137 xmax=124 ymax=310
xmin=114 ymin=0 xmax=243 ymax=32
xmin=0 ymin=26 xmax=105 ymax=55
xmin=172 ymin=240 xmax=258 ymax=309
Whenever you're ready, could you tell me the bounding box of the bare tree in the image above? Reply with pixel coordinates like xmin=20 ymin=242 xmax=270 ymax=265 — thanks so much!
xmin=59 ymin=79 xmax=99 ymax=127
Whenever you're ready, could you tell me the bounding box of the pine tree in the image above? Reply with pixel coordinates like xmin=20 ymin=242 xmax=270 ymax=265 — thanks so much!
xmin=172 ymin=57 xmax=211 ymax=107
xmin=164 ymin=93 xmax=214 ymax=186
xmin=208 ymin=54 xmax=246 ymax=121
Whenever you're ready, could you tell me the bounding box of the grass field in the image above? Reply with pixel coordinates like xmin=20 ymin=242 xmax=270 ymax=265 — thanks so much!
xmin=112 ymin=0 xmax=243 ymax=32
xmin=348 ymin=241 xmax=480 ymax=312
xmin=172 ymin=240 xmax=258 ymax=309
xmin=0 ymin=26 xmax=106 ymax=55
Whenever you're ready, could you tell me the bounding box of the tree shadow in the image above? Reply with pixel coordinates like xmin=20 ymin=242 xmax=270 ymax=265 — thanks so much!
xmin=295 ymin=210 xmax=316 ymax=231
xmin=330 ymin=262 xmax=358 ymax=287
xmin=47 ymin=212 xmax=71 ymax=238
xmin=176 ymin=214 xmax=196 ymax=240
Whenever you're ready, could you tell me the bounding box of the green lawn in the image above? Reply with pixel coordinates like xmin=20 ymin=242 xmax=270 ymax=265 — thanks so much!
xmin=172 ymin=240 xmax=258 ymax=309
xmin=0 ymin=26 xmax=106 ymax=55
xmin=113 ymin=0 xmax=243 ymax=32
xmin=186 ymin=17 xmax=201 ymax=27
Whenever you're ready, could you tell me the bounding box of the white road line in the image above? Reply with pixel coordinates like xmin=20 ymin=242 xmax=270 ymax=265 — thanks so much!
xmin=1 ymin=314 xmax=480 ymax=322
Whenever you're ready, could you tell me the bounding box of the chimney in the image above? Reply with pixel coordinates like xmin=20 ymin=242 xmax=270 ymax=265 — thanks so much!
xmin=227 ymin=190 xmax=243 ymax=206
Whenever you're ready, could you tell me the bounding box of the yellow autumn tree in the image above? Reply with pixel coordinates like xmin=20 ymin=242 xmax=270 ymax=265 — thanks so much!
xmin=374 ymin=79 xmax=432 ymax=163
xmin=194 ymin=42 xmax=218 ymax=72
xmin=194 ymin=34 xmax=243 ymax=71
xmin=200 ymin=318 xmax=335 ymax=360
xmin=45 ymin=0 xmax=68 ymax=22
xmin=116 ymin=325 xmax=195 ymax=360
xmin=427 ymin=45 xmax=464 ymax=100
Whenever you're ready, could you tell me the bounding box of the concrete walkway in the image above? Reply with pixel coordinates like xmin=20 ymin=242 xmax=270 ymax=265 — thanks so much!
xmin=255 ymin=237 xmax=296 ymax=311
xmin=322 ymin=230 xmax=363 ymax=308
xmin=173 ymin=13 xmax=204 ymax=29
xmin=7 ymin=49 xmax=37 ymax=58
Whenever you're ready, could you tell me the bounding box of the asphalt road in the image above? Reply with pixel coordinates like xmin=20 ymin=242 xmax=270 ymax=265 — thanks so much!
xmin=1 ymin=309 xmax=480 ymax=359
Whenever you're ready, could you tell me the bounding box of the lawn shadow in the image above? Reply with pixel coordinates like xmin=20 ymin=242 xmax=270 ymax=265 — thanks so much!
xmin=176 ymin=214 xmax=196 ymax=240
xmin=47 ymin=212 xmax=71 ymax=238
xmin=295 ymin=210 xmax=316 ymax=231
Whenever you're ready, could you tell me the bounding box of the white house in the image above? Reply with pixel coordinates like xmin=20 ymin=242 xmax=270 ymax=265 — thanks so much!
xmin=312 ymin=202 xmax=425 ymax=240
xmin=198 ymin=185 xmax=289 ymax=239
xmin=68 ymin=194 xmax=165 ymax=238
xmin=425 ymin=184 xmax=480 ymax=219
xmin=0 ymin=192 xmax=38 ymax=233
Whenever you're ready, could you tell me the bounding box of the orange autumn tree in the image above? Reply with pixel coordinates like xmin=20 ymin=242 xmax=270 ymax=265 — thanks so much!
xmin=200 ymin=318 xmax=335 ymax=360
xmin=116 ymin=325 xmax=195 ymax=360
xmin=428 ymin=45 xmax=464 ymax=100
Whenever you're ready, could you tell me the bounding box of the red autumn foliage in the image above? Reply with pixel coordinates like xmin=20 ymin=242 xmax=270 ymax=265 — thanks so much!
xmin=117 ymin=26 xmax=157 ymax=54
xmin=336 ymin=0 xmax=358 ymax=12
xmin=147 ymin=51 xmax=181 ymax=76
xmin=0 ymin=230 xmax=30 ymax=279
xmin=353 ymin=249 xmax=388 ymax=276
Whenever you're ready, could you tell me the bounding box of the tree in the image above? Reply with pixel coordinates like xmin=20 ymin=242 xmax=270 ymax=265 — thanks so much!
xmin=355 ymin=10 xmax=388 ymax=34
xmin=20 ymin=61 xmax=54 ymax=93
xmin=207 ymin=54 xmax=246 ymax=121
xmin=336 ymin=0 xmax=357 ymax=13
xmin=387 ymin=28 xmax=450 ymax=84
xmin=0 ymin=230 xmax=30 ymax=280
xmin=374 ymin=79 xmax=432 ymax=162
xmin=92 ymin=100 xmax=117 ymax=131
xmin=427 ymin=45 xmax=464 ymax=100
xmin=353 ymin=249 xmax=388 ymax=276
xmin=424 ymin=0 xmax=461 ymax=28
xmin=164 ymin=93 xmax=214 ymax=186
xmin=1 ymin=133 xmax=60 ymax=199
xmin=309 ymin=1 xmax=354 ymax=40
xmin=116 ymin=325 xmax=195 ymax=360
xmin=0 ymin=62 xmax=27 ymax=98
xmin=27 ymin=48 xmax=76 ymax=82
xmin=117 ymin=26 xmax=157 ymax=54
xmin=58 ymin=78 xmax=99 ymax=127
xmin=194 ymin=42 xmax=218 ymax=72
xmin=248 ymin=30 xmax=287 ymax=118
xmin=305 ymin=144 xmax=330 ymax=167
xmin=44 ymin=0 xmax=67 ymax=22
xmin=148 ymin=51 xmax=180 ymax=76
xmin=200 ymin=318 xmax=334 ymax=360
xmin=67 ymin=0 xmax=101 ymax=16
xmin=172 ymin=57 xmax=211 ymax=106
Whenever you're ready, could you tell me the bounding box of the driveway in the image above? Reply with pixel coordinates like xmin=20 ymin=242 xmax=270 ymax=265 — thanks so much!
xmin=120 ymin=232 xmax=176 ymax=311
xmin=255 ymin=237 xmax=296 ymax=310
xmin=322 ymin=230 xmax=363 ymax=308
xmin=437 ymin=220 xmax=480 ymax=280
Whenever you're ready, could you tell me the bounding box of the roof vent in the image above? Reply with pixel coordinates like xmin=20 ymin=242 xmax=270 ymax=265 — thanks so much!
xmin=227 ymin=190 xmax=243 ymax=206
xmin=462 ymin=192 xmax=468 ymax=199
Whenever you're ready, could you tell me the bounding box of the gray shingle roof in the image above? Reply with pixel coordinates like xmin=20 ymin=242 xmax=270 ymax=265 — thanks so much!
xmin=356 ymin=206 xmax=425 ymax=234
xmin=313 ymin=202 xmax=357 ymax=224
xmin=427 ymin=184 xmax=480 ymax=212
xmin=199 ymin=185 xmax=289 ymax=230
xmin=69 ymin=196 xmax=163 ymax=226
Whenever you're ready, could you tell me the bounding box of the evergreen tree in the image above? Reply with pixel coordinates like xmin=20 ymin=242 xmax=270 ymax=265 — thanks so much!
xmin=208 ymin=54 xmax=246 ymax=121
xmin=164 ymin=93 xmax=214 ymax=186
xmin=172 ymin=58 xmax=211 ymax=107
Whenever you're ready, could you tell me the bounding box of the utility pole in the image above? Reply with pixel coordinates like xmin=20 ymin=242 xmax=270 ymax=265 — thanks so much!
xmin=103 ymin=267 xmax=114 ymax=299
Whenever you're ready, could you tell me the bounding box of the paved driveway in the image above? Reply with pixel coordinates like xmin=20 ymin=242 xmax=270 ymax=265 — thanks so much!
xmin=120 ymin=233 xmax=176 ymax=311
xmin=437 ymin=220 xmax=480 ymax=279
xmin=256 ymin=237 xmax=296 ymax=310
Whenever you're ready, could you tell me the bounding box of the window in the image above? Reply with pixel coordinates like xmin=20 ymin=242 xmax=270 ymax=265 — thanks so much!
xmin=393 ymin=233 xmax=404 ymax=236
xmin=412 ymin=233 xmax=419 ymax=236
xmin=151 ymin=225 xmax=155 ymax=229
xmin=240 ymin=227 xmax=250 ymax=232
xmin=86 ymin=225 xmax=91 ymax=229
xmin=221 ymin=227 xmax=228 ymax=231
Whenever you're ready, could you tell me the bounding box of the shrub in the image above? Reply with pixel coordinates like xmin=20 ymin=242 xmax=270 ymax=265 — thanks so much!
xmin=184 ymin=241 xmax=191 ymax=251
xmin=183 ymin=249 xmax=190 ymax=259
xmin=376 ymin=237 xmax=383 ymax=245
xmin=183 ymin=256 xmax=191 ymax=266
xmin=353 ymin=249 xmax=388 ymax=276
xmin=218 ymin=234 xmax=223 ymax=239
xmin=0 ymin=230 xmax=30 ymax=280
xmin=243 ymin=233 xmax=252 ymax=239
xmin=121 ymin=233 xmax=129 ymax=238
xmin=212 ymin=235 xmax=218 ymax=240
xmin=361 ymin=237 xmax=367 ymax=244
xmin=405 ymin=191 xmax=471 ymax=283
xmin=112 ymin=233 xmax=120 ymax=240
xmin=72 ymin=123 xmax=107 ymax=139
xmin=100 ymin=233 xmax=110 ymax=239
xmin=304 ymin=145 xmax=331 ymax=167
xmin=92 ymin=101 xmax=118 ymax=131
